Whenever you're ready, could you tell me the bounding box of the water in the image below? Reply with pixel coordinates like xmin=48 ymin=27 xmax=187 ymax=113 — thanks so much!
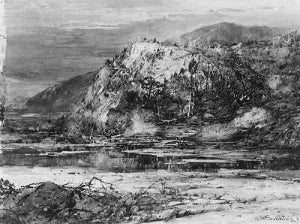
xmin=0 ymin=150 xmax=139 ymax=172
xmin=1 ymin=144 xmax=300 ymax=172
xmin=1 ymin=111 xmax=300 ymax=174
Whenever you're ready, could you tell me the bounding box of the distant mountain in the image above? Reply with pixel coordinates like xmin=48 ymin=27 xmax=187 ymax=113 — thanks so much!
xmin=179 ymin=22 xmax=285 ymax=47
xmin=26 ymin=71 xmax=98 ymax=112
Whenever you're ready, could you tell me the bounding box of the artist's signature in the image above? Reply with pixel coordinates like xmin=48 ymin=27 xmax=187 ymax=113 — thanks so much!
xmin=255 ymin=215 xmax=300 ymax=222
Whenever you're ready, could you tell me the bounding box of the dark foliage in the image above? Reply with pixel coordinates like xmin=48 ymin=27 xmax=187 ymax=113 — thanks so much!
xmin=206 ymin=50 xmax=270 ymax=115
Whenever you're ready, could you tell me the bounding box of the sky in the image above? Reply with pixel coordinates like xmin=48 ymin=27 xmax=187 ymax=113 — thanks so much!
xmin=5 ymin=0 xmax=300 ymax=31
xmin=3 ymin=0 xmax=300 ymax=104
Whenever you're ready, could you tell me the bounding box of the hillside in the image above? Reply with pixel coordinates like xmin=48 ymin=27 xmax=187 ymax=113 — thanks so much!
xmin=26 ymin=71 xmax=98 ymax=112
xmin=66 ymin=41 xmax=219 ymax=135
xmin=66 ymin=39 xmax=270 ymax=135
xmin=178 ymin=22 xmax=285 ymax=48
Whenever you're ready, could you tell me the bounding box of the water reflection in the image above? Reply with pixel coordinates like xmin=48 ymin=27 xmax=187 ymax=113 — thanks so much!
xmin=1 ymin=148 xmax=300 ymax=172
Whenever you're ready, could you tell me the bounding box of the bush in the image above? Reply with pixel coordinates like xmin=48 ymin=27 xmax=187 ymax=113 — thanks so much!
xmin=207 ymin=50 xmax=270 ymax=114
xmin=80 ymin=116 xmax=98 ymax=136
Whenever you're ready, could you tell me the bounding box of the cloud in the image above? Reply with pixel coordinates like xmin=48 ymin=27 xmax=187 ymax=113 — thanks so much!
xmin=261 ymin=6 xmax=275 ymax=10
xmin=5 ymin=0 xmax=300 ymax=31
xmin=220 ymin=8 xmax=245 ymax=12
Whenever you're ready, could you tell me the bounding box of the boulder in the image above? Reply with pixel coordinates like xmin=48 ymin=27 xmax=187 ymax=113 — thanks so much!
xmin=17 ymin=182 xmax=75 ymax=216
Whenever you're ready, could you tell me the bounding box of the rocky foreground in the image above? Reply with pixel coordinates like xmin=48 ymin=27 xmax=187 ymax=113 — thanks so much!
xmin=1 ymin=169 xmax=300 ymax=224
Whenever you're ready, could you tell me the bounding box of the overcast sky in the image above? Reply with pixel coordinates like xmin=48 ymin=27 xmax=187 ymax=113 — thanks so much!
xmin=5 ymin=0 xmax=300 ymax=31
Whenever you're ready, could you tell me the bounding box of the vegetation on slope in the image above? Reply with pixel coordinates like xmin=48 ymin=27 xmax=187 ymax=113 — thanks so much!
xmin=66 ymin=39 xmax=270 ymax=137
xmin=26 ymin=71 xmax=98 ymax=112
xmin=179 ymin=22 xmax=285 ymax=48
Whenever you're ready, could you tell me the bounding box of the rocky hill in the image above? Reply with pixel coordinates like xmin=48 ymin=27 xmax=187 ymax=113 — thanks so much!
xmin=67 ymin=41 xmax=214 ymax=135
xmin=26 ymin=71 xmax=98 ymax=112
xmin=66 ymin=38 xmax=271 ymax=136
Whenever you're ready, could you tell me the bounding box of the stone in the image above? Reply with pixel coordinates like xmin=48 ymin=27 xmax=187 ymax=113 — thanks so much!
xmin=18 ymin=182 xmax=75 ymax=216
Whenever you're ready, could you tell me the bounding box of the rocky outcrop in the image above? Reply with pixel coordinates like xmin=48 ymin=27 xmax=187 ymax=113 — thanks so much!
xmin=66 ymin=41 xmax=220 ymax=135
xmin=66 ymin=37 xmax=272 ymax=138
xmin=200 ymin=107 xmax=271 ymax=141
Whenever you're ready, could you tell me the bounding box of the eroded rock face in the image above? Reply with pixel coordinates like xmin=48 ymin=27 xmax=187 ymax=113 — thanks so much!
xmin=123 ymin=42 xmax=200 ymax=82
xmin=200 ymin=107 xmax=271 ymax=141
xmin=232 ymin=107 xmax=270 ymax=129
xmin=267 ymin=74 xmax=298 ymax=95
xmin=263 ymin=111 xmax=300 ymax=148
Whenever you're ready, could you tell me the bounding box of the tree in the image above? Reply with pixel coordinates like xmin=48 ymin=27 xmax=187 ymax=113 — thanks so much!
xmin=209 ymin=50 xmax=269 ymax=114
xmin=187 ymin=58 xmax=198 ymax=117
xmin=0 ymin=104 xmax=4 ymax=122
xmin=140 ymin=76 xmax=164 ymax=116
